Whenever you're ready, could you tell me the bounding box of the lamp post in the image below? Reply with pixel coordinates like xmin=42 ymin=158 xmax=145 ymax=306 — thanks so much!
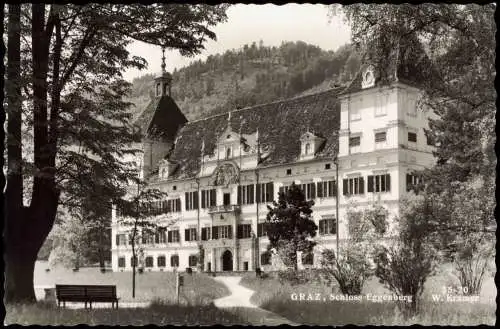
xmin=334 ymin=157 xmax=339 ymax=259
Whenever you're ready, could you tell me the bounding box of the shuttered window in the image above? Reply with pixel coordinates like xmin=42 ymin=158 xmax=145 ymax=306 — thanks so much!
xmin=185 ymin=191 xmax=199 ymax=210
xmin=367 ymin=174 xmax=391 ymax=193
xmin=375 ymin=132 xmax=387 ymax=143
xmin=167 ymin=230 xmax=180 ymax=243
xmin=256 ymin=182 xmax=274 ymax=203
xmin=157 ymin=256 xmax=166 ymax=267
xmin=201 ymin=227 xmax=211 ymax=241
xmin=319 ymin=218 xmax=336 ymax=235
xmin=343 ymin=177 xmax=364 ymax=195
xmin=185 ymin=228 xmax=197 ymax=242
xmin=237 ymin=224 xmax=252 ymax=239
xmin=408 ymin=132 xmax=417 ymax=143
xmin=170 ymin=255 xmax=179 ymax=267
xmin=201 ymin=189 xmax=216 ymax=208
xmin=316 ymin=180 xmax=336 ymax=198
xmin=238 ymin=184 xmax=255 ymax=204
xmin=145 ymin=256 xmax=154 ymax=268
xmin=299 ymin=183 xmax=316 ymax=199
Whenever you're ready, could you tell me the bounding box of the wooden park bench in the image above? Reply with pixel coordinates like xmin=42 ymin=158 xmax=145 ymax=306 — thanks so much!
xmin=55 ymin=284 xmax=119 ymax=309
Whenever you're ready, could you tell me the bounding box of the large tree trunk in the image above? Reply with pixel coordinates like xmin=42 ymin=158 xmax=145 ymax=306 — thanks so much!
xmin=5 ymin=4 xmax=60 ymax=304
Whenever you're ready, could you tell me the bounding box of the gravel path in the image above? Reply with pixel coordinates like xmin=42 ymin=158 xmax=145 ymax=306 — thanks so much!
xmin=213 ymin=276 xmax=298 ymax=326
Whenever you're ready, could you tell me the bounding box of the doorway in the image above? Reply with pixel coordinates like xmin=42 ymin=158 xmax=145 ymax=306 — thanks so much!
xmin=222 ymin=250 xmax=233 ymax=271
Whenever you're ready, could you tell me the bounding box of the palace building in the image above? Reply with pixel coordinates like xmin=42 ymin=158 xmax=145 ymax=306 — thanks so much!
xmin=111 ymin=37 xmax=436 ymax=273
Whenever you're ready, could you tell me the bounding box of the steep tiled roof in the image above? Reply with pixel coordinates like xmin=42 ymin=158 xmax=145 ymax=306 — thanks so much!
xmin=135 ymin=95 xmax=187 ymax=140
xmin=167 ymin=88 xmax=343 ymax=180
xmin=342 ymin=33 xmax=434 ymax=95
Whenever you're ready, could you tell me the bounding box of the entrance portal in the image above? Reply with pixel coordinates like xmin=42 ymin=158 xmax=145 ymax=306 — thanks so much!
xmin=222 ymin=250 xmax=233 ymax=271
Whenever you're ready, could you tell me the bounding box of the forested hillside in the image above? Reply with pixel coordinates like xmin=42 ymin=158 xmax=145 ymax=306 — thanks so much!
xmin=127 ymin=40 xmax=361 ymax=120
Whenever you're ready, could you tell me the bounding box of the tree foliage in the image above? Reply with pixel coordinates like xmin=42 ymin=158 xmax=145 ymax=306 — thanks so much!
xmin=265 ymin=183 xmax=318 ymax=271
xmin=4 ymin=3 xmax=229 ymax=303
xmin=373 ymin=194 xmax=440 ymax=317
xmin=320 ymin=204 xmax=386 ymax=295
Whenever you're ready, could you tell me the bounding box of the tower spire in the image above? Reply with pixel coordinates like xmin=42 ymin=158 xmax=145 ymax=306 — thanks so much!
xmin=161 ymin=46 xmax=166 ymax=73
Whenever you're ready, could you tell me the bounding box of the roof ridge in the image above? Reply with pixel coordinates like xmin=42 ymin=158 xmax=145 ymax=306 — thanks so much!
xmin=186 ymin=87 xmax=343 ymax=125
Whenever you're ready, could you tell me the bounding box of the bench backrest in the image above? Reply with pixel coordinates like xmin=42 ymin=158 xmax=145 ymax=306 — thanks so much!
xmin=55 ymin=285 xmax=116 ymax=298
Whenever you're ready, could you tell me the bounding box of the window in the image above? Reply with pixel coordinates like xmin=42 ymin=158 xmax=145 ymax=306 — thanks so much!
xmin=217 ymin=225 xmax=232 ymax=239
xmin=201 ymin=227 xmax=211 ymax=241
xmin=238 ymin=184 xmax=255 ymax=205
xmin=375 ymin=94 xmax=387 ymax=116
xmin=407 ymin=96 xmax=417 ymax=116
xmin=170 ymin=255 xmax=179 ymax=267
xmin=317 ymin=180 xmax=336 ymax=198
xmin=349 ymin=136 xmax=361 ymax=147
xmin=302 ymin=252 xmax=314 ymax=265
xmin=156 ymin=83 xmax=160 ymax=96
xmin=163 ymin=83 xmax=167 ymax=96
xmin=131 ymin=256 xmax=138 ymax=267
xmin=201 ymin=189 xmax=217 ymax=208
xmin=406 ymin=173 xmax=423 ymax=192
xmin=319 ymin=218 xmax=336 ymax=235
xmin=166 ymin=198 xmax=181 ymax=213
xmin=167 ymin=230 xmax=180 ymax=243
xmin=367 ymin=174 xmax=391 ymax=193
xmin=173 ymin=185 xmax=177 ymax=191
xmin=349 ymin=136 xmax=361 ymax=153
xmin=286 ymin=169 xmax=292 ymax=175
xmin=244 ymin=262 xmax=249 ymax=271
xmin=157 ymin=256 xmax=166 ymax=267
xmin=185 ymin=191 xmax=199 ymax=211
xmin=279 ymin=185 xmax=289 ymax=195
xmin=257 ymin=223 xmax=267 ymax=237
xmin=142 ymin=232 xmax=154 ymax=245
xmin=350 ymin=101 xmax=361 ymax=121
xmin=118 ymin=257 xmax=125 ymax=268
xmin=185 ymin=228 xmax=197 ymax=242
xmin=424 ymin=129 xmax=435 ymax=146
xmin=305 ymin=143 xmax=311 ymax=155
xmin=343 ymin=177 xmax=365 ymax=195
xmin=145 ymin=256 xmax=154 ymax=268
xmin=408 ymin=132 xmax=417 ymax=143
xmin=237 ymin=224 xmax=252 ymax=239
xmin=256 ymin=182 xmax=274 ymax=203
xmin=375 ymin=132 xmax=387 ymax=143
xmin=226 ymin=147 xmax=232 ymax=159
xmin=325 ymin=163 xmax=331 ymax=170
xmin=155 ymin=228 xmax=166 ymax=244
xmin=116 ymin=234 xmax=127 ymax=246
xmin=261 ymin=251 xmax=271 ymax=265
xmin=299 ymin=183 xmax=316 ymax=199
xmin=188 ymin=255 xmax=198 ymax=267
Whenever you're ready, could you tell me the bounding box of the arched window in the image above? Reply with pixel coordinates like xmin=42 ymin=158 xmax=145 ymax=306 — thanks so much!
xmin=156 ymin=83 xmax=161 ymax=96
xmin=188 ymin=255 xmax=198 ymax=267
xmin=170 ymin=254 xmax=179 ymax=268
xmin=226 ymin=147 xmax=232 ymax=159
xmin=305 ymin=143 xmax=311 ymax=155
xmin=161 ymin=168 xmax=166 ymax=179
xmin=157 ymin=256 xmax=166 ymax=267
xmin=162 ymin=83 xmax=167 ymax=96
xmin=145 ymin=256 xmax=154 ymax=268
xmin=261 ymin=251 xmax=271 ymax=265
xmin=302 ymin=252 xmax=314 ymax=265
xmin=130 ymin=256 xmax=137 ymax=267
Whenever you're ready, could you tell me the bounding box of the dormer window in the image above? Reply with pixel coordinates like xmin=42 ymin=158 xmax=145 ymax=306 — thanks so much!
xmin=299 ymin=131 xmax=325 ymax=160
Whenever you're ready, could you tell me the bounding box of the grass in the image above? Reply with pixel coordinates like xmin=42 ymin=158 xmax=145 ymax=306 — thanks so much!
xmin=4 ymin=301 xmax=250 ymax=326
xmin=34 ymin=262 xmax=229 ymax=303
xmin=7 ymin=262 xmax=244 ymax=325
xmin=240 ymin=265 xmax=496 ymax=326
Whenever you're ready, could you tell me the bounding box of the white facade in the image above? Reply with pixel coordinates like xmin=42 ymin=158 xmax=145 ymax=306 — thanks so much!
xmin=111 ymin=82 xmax=435 ymax=273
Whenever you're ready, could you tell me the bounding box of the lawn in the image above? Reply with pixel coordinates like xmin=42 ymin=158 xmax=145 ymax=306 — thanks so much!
xmin=6 ymin=262 xmax=245 ymax=325
xmin=240 ymin=264 xmax=496 ymax=326
xmin=34 ymin=261 xmax=229 ymax=303
xmin=5 ymin=301 xmax=250 ymax=326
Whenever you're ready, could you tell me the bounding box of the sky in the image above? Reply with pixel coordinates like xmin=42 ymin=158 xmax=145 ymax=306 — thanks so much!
xmin=123 ymin=4 xmax=351 ymax=82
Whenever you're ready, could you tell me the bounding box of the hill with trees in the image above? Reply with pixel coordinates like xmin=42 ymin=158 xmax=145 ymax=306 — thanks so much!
xmin=127 ymin=40 xmax=361 ymax=120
